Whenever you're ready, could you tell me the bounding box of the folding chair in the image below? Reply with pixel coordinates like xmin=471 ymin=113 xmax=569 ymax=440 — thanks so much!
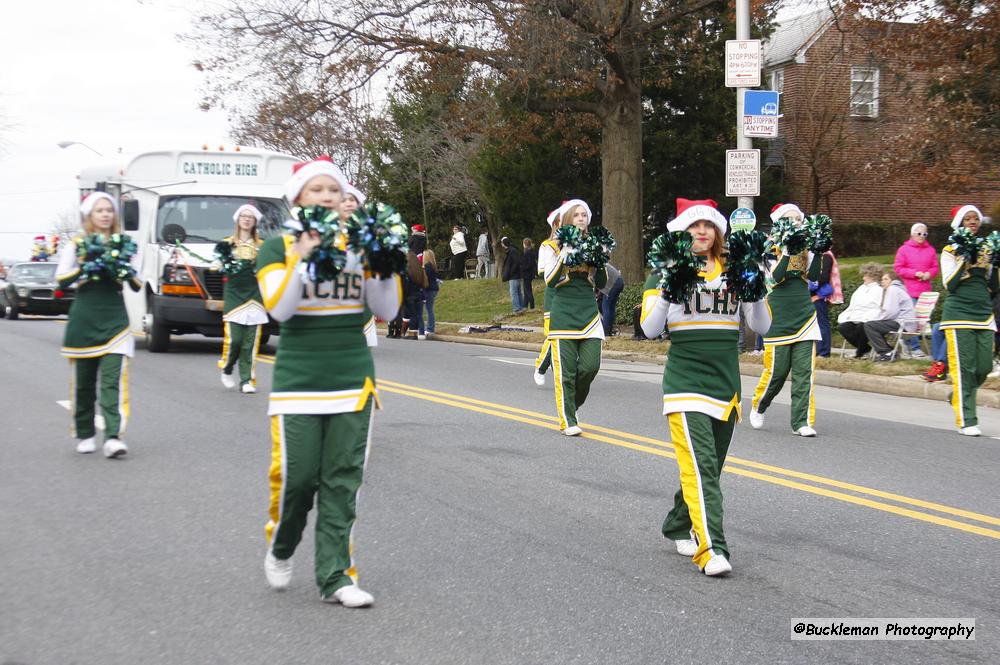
xmin=889 ymin=291 xmax=939 ymax=360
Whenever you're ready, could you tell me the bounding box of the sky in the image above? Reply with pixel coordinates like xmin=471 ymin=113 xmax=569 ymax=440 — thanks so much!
xmin=0 ymin=0 xmax=230 ymax=261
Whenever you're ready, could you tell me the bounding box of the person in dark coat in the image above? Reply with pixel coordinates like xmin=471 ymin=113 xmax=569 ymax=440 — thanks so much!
xmin=520 ymin=238 xmax=538 ymax=309
xmin=500 ymin=236 xmax=523 ymax=312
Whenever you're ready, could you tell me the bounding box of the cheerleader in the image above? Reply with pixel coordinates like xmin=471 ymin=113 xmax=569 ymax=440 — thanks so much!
xmin=544 ymin=199 xmax=606 ymax=435
xmin=56 ymin=193 xmax=142 ymax=458
xmin=940 ymin=205 xmax=996 ymax=436
xmin=217 ymin=205 xmax=268 ymax=393
xmin=532 ymin=206 xmax=564 ymax=387
xmin=341 ymin=183 xmax=378 ymax=348
xmin=640 ymin=198 xmax=771 ymax=576
xmin=749 ymin=203 xmax=823 ymax=437
xmin=258 ymin=156 xmax=402 ymax=607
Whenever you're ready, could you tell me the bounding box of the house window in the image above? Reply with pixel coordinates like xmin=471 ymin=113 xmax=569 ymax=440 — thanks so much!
xmin=769 ymin=68 xmax=784 ymax=94
xmin=850 ymin=67 xmax=879 ymax=118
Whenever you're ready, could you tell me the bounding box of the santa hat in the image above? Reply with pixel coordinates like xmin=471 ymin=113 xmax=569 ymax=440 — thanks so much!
xmin=769 ymin=203 xmax=804 ymax=223
xmin=560 ymin=199 xmax=592 ymax=226
xmin=667 ymin=198 xmax=727 ymax=235
xmin=412 ymin=224 xmax=426 ymax=233
xmin=80 ymin=192 xmax=119 ymax=218
xmin=232 ymin=204 xmax=262 ymax=223
xmin=284 ymin=156 xmax=348 ymax=204
xmin=344 ymin=182 xmax=367 ymax=206
xmin=950 ymin=204 xmax=983 ymax=230
xmin=546 ymin=207 xmax=562 ymax=227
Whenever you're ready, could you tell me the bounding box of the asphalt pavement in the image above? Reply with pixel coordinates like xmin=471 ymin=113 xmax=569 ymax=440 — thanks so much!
xmin=1 ymin=318 xmax=997 ymax=665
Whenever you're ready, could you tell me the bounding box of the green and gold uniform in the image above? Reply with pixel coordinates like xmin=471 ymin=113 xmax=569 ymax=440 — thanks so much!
xmin=751 ymin=249 xmax=822 ymax=430
xmin=544 ymin=242 xmax=607 ymax=430
xmin=217 ymin=237 xmax=267 ymax=388
xmin=56 ymin=237 xmax=141 ymax=442
xmin=534 ymin=239 xmax=558 ymax=375
xmin=641 ymin=261 xmax=771 ymax=570
xmin=939 ymin=245 xmax=998 ymax=429
xmin=257 ymin=232 xmax=402 ymax=597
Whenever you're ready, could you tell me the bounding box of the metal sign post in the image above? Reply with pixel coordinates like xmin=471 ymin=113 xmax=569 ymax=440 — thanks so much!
xmin=726 ymin=0 xmax=757 ymax=212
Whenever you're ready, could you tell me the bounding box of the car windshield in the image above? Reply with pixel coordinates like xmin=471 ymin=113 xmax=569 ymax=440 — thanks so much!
xmin=10 ymin=263 xmax=57 ymax=282
xmin=156 ymin=195 xmax=287 ymax=244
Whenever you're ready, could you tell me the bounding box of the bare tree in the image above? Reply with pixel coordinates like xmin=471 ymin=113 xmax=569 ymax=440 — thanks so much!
xmin=187 ymin=0 xmax=771 ymax=281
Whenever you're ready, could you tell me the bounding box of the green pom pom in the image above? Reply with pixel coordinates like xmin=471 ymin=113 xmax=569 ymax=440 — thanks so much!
xmin=725 ymin=230 xmax=770 ymax=302
xmin=350 ymin=202 xmax=409 ymax=278
xmin=949 ymin=227 xmax=982 ymax=264
xmin=555 ymin=225 xmax=585 ymax=267
xmin=213 ymin=240 xmax=253 ymax=274
xmin=771 ymin=217 xmax=809 ymax=255
xmin=76 ymin=233 xmax=138 ymax=284
xmin=647 ymin=231 xmax=706 ymax=304
xmin=580 ymin=226 xmax=616 ymax=270
xmin=805 ymin=214 xmax=833 ymax=253
xmin=984 ymin=231 xmax=1000 ymax=267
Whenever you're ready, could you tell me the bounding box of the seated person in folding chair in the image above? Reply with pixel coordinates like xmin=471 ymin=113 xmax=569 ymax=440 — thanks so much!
xmin=836 ymin=263 xmax=884 ymax=358
xmin=863 ymin=270 xmax=917 ymax=362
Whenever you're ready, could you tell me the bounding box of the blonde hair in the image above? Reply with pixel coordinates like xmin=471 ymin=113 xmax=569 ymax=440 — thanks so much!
xmin=549 ymin=215 xmax=563 ymax=240
xmin=423 ymin=249 xmax=437 ymax=269
xmin=81 ymin=201 xmax=121 ymax=237
xmin=232 ymin=211 xmax=260 ymax=242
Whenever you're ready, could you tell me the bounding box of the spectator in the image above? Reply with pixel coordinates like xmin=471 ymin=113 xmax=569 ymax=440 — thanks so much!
xmin=500 ymin=236 xmax=523 ymax=312
xmin=404 ymin=246 xmax=429 ymax=338
xmin=449 ymin=224 xmax=468 ymax=279
xmin=836 ymin=262 xmax=884 ymax=358
xmin=410 ymin=224 xmax=427 ymax=255
xmin=810 ymin=249 xmax=843 ymax=357
xmin=421 ymin=250 xmax=440 ymax=338
xmin=864 ymin=270 xmax=917 ymax=362
xmin=520 ymin=238 xmax=538 ymax=309
xmin=599 ymin=262 xmax=624 ymax=336
xmin=894 ymin=222 xmax=937 ymax=357
xmin=476 ymin=228 xmax=490 ymax=279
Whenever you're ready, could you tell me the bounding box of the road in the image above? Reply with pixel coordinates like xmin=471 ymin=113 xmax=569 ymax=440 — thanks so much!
xmin=1 ymin=317 xmax=997 ymax=665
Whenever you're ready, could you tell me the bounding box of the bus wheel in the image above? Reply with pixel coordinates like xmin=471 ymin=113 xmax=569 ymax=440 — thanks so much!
xmin=145 ymin=311 xmax=170 ymax=353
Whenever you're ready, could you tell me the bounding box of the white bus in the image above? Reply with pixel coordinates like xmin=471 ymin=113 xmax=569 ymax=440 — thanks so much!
xmin=77 ymin=146 xmax=298 ymax=352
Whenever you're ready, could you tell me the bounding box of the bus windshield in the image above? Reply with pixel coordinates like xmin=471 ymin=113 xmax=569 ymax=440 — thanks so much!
xmin=156 ymin=195 xmax=287 ymax=244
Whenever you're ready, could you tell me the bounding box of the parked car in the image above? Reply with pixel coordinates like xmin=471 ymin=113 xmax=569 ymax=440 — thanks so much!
xmin=0 ymin=262 xmax=75 ymax=320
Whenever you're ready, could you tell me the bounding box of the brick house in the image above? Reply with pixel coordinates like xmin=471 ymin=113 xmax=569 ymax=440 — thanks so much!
xmin=762 ymin=8 xmax=998 ymax=231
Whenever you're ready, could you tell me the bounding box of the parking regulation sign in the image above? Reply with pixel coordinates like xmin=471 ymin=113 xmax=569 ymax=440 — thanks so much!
xmin=725 ymin=40 xmax=761 ymax=88
xmin=726 ymin=149 xmax=760 ymax=197
xmin=729 ymin=207 xmax=757 ymax=232
xmin=743 ymin=90 xmax=780 ymax=138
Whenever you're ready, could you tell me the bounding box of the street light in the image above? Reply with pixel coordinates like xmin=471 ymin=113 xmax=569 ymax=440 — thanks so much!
xmin=57 ymin=141 xmax=103 ymax=157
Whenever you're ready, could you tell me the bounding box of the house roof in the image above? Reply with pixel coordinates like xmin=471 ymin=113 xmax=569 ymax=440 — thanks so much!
xmin=763 ymin=7 xmax=834 ymax=68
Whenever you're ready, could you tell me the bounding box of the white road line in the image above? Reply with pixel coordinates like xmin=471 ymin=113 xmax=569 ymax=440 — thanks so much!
xmin=56 ymin=400 xmax=71 ymax=410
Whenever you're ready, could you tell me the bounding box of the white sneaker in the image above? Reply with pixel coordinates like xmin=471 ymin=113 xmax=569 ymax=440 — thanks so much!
xmin=241 ymin=383 xmax=257 ymax=394
xmin=221 ymin=372 xmax=236 ymax=389
xmin=749 ymin=409 xmax=764 ymax=429
xmin=989 ymin=361 xmax=1000 ymax=379
xmin=417 ymin=334 xmax=427 ymax=340
xmin=76 ymin=437 xmax=96 ymax=454
xmin=533 ymin=370 xmax=545 ymax=386
xmin=322 ymin=584 xmax=374 ymax=608
xmin=795 ymin=426 xmax=817 ymax=437
xmin=264 ymin=551 xmax=292 ymax=590
xmin=563 ymin=426 xmax=582 ymax=436
xmin=910 ymin=348 xmax=927 ymax=359
xmin=102 ymin=438 xmax=128 ymax=458
xmin=674 ymin=538 xmax=697 ymax=557
xmin=959 ymin=426 xmax=982 ymax=436
xmin=703 ymin=554 xmax=732 ymax=577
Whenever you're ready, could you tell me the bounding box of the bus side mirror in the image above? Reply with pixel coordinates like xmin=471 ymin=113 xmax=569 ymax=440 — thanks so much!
xmin=123 ymin=200 xmax=139 ymax=231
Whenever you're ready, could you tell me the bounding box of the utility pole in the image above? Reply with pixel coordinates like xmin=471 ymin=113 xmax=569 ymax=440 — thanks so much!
xmin=736 ymin=0 xmax=754 ymax=213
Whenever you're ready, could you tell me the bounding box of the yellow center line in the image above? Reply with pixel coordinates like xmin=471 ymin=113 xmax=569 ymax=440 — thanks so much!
xmin=256 ymin=355 xmax=1000 ymax=539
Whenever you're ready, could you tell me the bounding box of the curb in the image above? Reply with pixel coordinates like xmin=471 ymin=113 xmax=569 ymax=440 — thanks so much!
xmin=428 ymin=333 xmax=1000 ymax=409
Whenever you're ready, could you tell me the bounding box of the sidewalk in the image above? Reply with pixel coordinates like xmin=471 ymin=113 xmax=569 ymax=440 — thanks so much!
xmin=426 ymin=329 xmax=1000 ymax=409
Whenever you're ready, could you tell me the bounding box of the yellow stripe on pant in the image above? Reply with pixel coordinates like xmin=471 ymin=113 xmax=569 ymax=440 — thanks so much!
xmin=249 ymin=325 xmax=262 ymax=386
xmin=668 ymin=412 xmax=717 ymax=569
xmin=751 ymin=345 xmax=776 ymax=411
xmin=945 ymin=329 xmax=966 ymax=429
xmin=551 ymin=339 xmax=568 ymax=429
xmin=218 ymin=321 xmax=233 ymax=370
xmin=265 ymin=415 xmax=287 ymax=544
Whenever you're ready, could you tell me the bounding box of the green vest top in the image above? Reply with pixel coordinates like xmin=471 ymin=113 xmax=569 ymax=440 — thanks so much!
xmin=763 ymin=250 xmax=821 ymax=345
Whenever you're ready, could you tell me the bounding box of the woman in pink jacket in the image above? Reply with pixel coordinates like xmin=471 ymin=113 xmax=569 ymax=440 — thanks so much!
xmin=894 ymin=223 xmax=939 ymax=298
xmin=894 ymin=223 xmax=938 ymax=357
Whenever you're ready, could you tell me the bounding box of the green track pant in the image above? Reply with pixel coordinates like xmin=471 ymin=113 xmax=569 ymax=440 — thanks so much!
xmin=551 ymin=338 xmax=602 ymax=430
xmin=750 ymin=340 xmax=816 ymax=430
xmin=266 ymin=402 xmax=374 ymax=597
xmin=944 ymin=328 xmax=992 ymax=428
xmin=219 ymin=322 xmax=261 ymax=387
xmin=70 ymin=354 xmax=128 ymax=440
xmin=535 ymin=313 xmax=552 ymax=375
xmin=662 ymin=411 xmax=737 ymax=569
